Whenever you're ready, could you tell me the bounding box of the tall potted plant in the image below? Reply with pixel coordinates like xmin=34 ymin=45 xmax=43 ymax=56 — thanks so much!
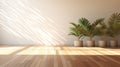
xmin=69 ymin=22 xmax=84 ymax=47
xmin=79 ymin=18 xmax=104 ymax=47
xmin=107 ymin=12 xmax=120 ymax=47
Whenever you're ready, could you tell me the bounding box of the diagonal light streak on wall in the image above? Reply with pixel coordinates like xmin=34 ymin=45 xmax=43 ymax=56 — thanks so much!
xmin=0 ymin=0 xmax=67 ymax=46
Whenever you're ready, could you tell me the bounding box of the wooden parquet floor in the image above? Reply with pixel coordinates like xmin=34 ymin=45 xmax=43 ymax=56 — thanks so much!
xmin=0 ymin=46 xmax=120 ymax=67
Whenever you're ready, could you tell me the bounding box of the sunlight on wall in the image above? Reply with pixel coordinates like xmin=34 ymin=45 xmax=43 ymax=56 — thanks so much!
xmin=0 ymin=0 xmax=120 ymax=46
xmin=0 ymin=0 xmax=67 ymax=46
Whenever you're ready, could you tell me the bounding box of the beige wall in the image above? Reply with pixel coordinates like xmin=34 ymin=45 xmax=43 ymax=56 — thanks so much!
xmin=0 ymin=0 xmax=120 ymax=45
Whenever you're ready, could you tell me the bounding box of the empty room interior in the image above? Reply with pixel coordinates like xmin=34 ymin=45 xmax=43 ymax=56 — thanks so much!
xmin=0 ymin=0 xmax=120 ymax=67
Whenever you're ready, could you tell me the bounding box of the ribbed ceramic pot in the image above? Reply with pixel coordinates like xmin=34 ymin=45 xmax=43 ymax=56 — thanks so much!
xmin=87 ymin=40 xmax=95 ymax=47
xmin=98 ymin=40 xmax=107 ymax=47
xmin=74 ymin=40 xmax=83 ymax=47
xmin=109 ymin=40 xmax=117 ymax=48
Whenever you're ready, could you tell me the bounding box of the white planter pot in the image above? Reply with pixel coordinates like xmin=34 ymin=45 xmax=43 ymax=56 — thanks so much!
xmin=87 ymin=40 xmax=95 ymax=47
xmin=98 ymin=40 xmax=107 ymax=47
xmin=74 ymin=40 xmax=83 ymax=47
xmin=110 ymin=40 xmax=117 ymax=48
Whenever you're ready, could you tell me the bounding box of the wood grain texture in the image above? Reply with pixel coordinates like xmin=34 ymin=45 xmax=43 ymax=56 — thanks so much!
xmin=0 ymin=46 xmax=120 ymax=67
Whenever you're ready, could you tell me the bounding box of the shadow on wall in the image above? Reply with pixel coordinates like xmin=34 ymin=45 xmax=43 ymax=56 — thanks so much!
xmin=0 ymin=0 xmax=67 ymax=46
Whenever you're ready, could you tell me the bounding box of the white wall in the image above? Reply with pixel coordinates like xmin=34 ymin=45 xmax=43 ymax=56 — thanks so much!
xmin=0 ymin=0 xmax=120 ymax=46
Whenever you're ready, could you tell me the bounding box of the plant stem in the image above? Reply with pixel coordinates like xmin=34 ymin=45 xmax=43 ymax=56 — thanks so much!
xmin=101 ymin=35 xmax=104 ymax=40
xmin=77 ymin=37 xmax=80 ymax=41
xmin=90 ymin=36 xmax=93 ymax=41
xmin=112 ymin=37 xmax=115 ymax=40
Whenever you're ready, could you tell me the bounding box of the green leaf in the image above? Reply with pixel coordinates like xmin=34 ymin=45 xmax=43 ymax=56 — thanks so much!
xmin=108 ymin=12 xmax=120 ymax=37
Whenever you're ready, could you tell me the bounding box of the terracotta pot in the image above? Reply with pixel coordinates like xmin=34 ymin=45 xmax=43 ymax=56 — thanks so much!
xmin=74 ymin=40 xmax=83 ymax=47
xmin=109 ymin=40 xmax=117 ymax=48
xmin=87 ymin=40 xmax=95 ymax=47
xmin=98 ymin=40 xmax=107 ymax=47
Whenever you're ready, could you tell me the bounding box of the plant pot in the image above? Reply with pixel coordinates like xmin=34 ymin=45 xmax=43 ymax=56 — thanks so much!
xmin=98 ymin=40 xmax=107 ymax=47
xmin=74 ymin=40 xmax=83 ymax=47
xmin=87 ymin=40 xmax=95 ymax=47
xmin=109 ymin=40 xmax=117 ymax=48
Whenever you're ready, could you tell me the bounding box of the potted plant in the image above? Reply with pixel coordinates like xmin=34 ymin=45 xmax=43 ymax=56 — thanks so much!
xmin=96 ymin=22 xmax=108 ymax=47
xmin=107 ymin=12 xmax=120 ymax=47
xmin=79 ymin=18 xmax=104 ymax=47
xmin=69 ymin=22 xmax=84 ymax=47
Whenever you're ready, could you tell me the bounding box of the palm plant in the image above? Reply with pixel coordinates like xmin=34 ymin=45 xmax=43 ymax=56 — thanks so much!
xmin=108 ymin=12 xmax=120 ymax=38
xmin=96 ymin=22 xmax=108 ymax=47
xmin=96 ymin=22 xmax=108 ymax=39
xmin=107 ymin=12 xmax=120 ymax=47
xmin=79 ymin=18 xmax=104 ymax=40
xmin=69 ymin=22 xmax=84 ymax=46
xmin=78 ymin=18 xmax=104 ymax=47
xmin=69 ymin=22 xmax=84 ymax=40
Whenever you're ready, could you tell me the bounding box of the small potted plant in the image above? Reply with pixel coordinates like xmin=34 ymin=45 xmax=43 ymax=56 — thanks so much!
xmin=79 ymin=18 xmax=104 ymax=47
xmin=69 ymin=22 xmax=84 ymax=47
xmin=95 ymin=21 xmax=108 ymax=47
xmin=107 ymin=12 xmax=120 ymax=47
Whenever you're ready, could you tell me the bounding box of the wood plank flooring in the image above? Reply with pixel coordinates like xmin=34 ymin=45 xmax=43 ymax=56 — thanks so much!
xmin=0 ymin=46 xmax=120 ymax=67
